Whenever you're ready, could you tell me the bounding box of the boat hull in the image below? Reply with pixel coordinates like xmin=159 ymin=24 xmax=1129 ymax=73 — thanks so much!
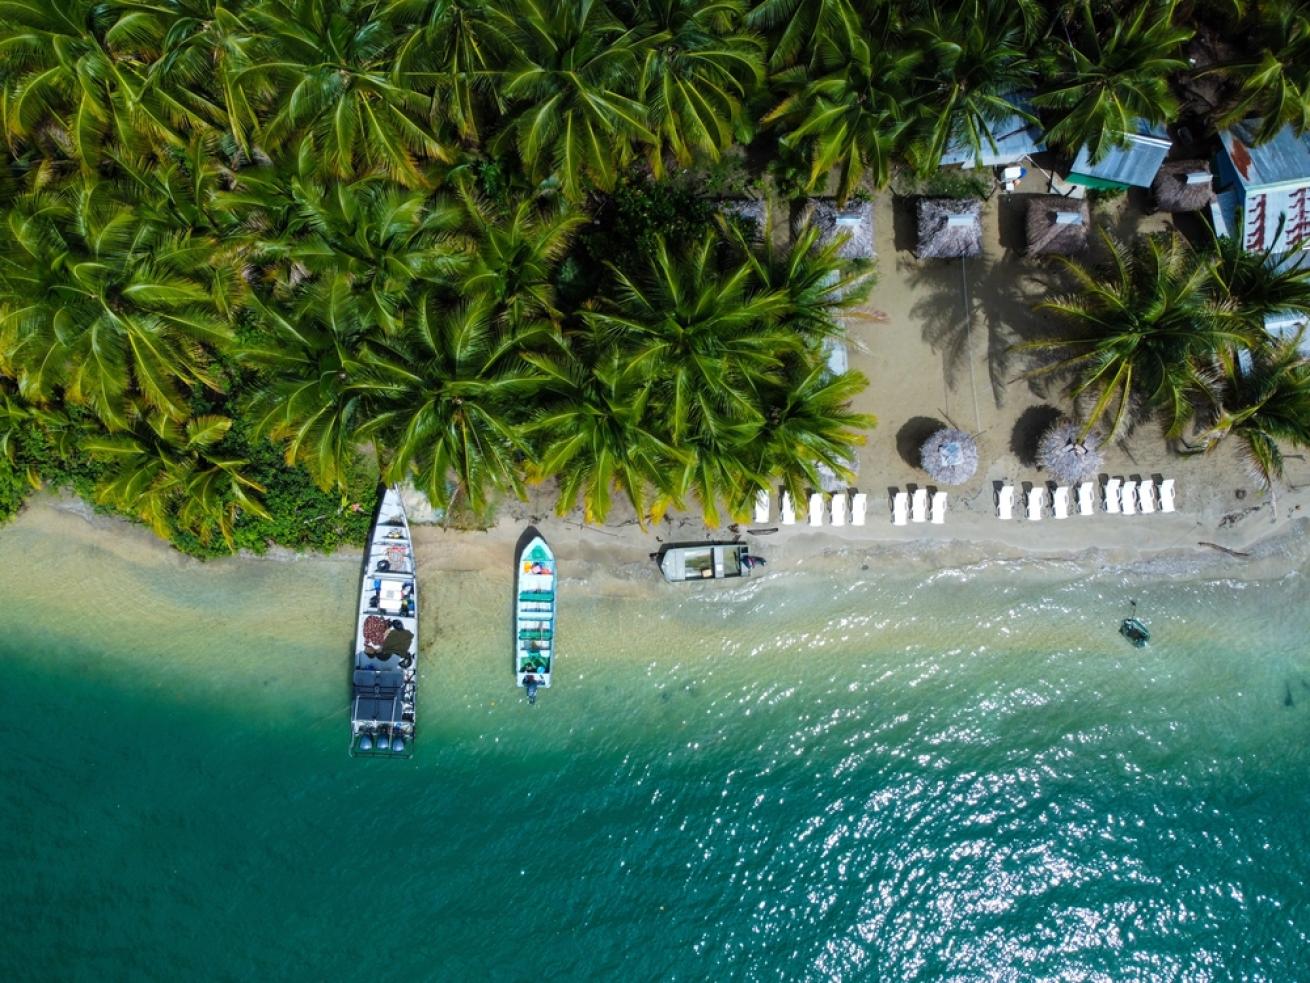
xmin=515 ymin=534 xmax=555 ymax=691
xmin=655 ymin=542 xmax=751 ymax=583
xmin=350 ymin=487 xmax=418 ymax=757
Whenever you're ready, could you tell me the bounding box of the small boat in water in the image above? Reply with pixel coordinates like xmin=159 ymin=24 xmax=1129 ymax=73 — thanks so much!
xmin=350 ymin=487 xmax=418 ymax=757
xmin=1119 ymin=600 xmax=1150 ymax=648
xmin=515 ymin=534 xmax=555 ymax=703
xmin=654 ymin=542 xmax=760 ymax=583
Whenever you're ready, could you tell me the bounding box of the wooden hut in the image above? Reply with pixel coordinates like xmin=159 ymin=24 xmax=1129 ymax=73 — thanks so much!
xmin=1151 ymin=161 xmax=1217 ymax=213
xmin=793 ymin=198 xmax=875 ymax=260
xmin=1026 ymin=196 xmax=1090 ymax=256
xmin=914 ymin=198 xmax=982 ymax=259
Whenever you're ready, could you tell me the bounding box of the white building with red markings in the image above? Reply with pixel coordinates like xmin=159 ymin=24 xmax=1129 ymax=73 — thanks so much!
xmin=1214 ymin=120 xmax=1310 ymax=254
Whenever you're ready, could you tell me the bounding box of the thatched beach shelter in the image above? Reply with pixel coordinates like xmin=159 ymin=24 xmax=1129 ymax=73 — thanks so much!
xmin=919 ymin=428 xmax=979 ymax=485
xmin=1026 ymin=196 xmax=1090 ymax=256
xmin=719 ymin=198 xmax=766 ymax=236
xmin=914 ymin=198 xmax=982 ymax=259
xmin=794 ymin=198 xmax=875 ymax=259
xmin=1037 ymin=419 xmax=1104 ymax=483
xmin=1151 ymin=161 xmax=1217 ymax=213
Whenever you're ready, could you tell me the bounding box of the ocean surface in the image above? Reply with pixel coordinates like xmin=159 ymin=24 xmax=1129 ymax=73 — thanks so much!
xmin=1 ymin=505 xmax=1309 ymax=981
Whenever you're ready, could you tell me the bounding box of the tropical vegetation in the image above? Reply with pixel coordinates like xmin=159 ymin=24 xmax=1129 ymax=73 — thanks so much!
xmin=0 ymin=0 xmax=1308 ymax=551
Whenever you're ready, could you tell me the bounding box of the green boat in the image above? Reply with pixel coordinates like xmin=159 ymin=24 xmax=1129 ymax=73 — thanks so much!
xmin=515 ymin=534 xmax=555 ymax=703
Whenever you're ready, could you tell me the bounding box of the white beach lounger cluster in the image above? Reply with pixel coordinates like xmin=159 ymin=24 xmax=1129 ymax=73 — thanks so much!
xmin=1102 ymin=476 xmax=1176 ymax=515
xmin=888 ymin=487 xmax=946 ymax=526
xmin=774 ymin=489 xmax=865 ymax=528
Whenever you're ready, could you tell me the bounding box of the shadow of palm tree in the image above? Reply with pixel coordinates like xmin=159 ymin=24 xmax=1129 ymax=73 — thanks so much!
xmin=896 ymin=415 xmax=946 ymax=469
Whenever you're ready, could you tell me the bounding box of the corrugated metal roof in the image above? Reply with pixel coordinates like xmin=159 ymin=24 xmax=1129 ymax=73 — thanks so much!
xmin=1219 ymin=121 xmax=1310 ymax=189
xmin=939 ymin=101 xmax=1045 ymax=168
xmin=1069 ymin=119 xmax=1170 ymax=189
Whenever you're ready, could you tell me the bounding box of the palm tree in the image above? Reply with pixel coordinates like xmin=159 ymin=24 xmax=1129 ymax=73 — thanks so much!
xmin=745 ymin=0 xmax=867 ymax=72
xmin=752 ymin=362 xmax=872 ymax=505
xmin=0 ymin=0 xmax=214 ymax=160
xmin=1214 ymin=0 xmax=1310 ymax=143
xmin=0 ymin=176 xmax=234 ymax=430
xmin=488 ymin=0 xmax=653 ymax=201
xmin=1022 ymin=231 xmax=1255 ymax=439
xmin=84 ymin=412 xmax=271 ymax=547
xmin=763 ymin=29 xmax=919 ymax=199
xmin=234 ymin=0 xmax=450 ymax=185
xmin=525 ymin=343 xmax=684 ymax=524
xmin=632 ymin=0 xmax=764 ymax=175
xmin=906 ymin=0 xmax=1040 ymax=173
xmin=585 ymin=233 xmax=797 ymax=443
xmin=1033 ymin=0 xmax=1191 ymax=162
xmin=1206 ymin=233 xmax=1310 ymax=341
xmin=1195 ymin=334 xmax=1310 ymax=491
xmin=358 ymin=290 xmax=544 ymax=518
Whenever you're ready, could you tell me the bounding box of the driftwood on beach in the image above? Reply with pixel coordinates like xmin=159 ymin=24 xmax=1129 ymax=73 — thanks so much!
xmin=1198 ymin=541 xmax=1250 ymax=558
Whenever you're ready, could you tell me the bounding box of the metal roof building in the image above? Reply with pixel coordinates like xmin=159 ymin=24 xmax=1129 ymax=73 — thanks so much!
xmin=1213 ymin=120 xmax=1310 ymax=254
xmin=1068 ymin=120 xmax=1171 ymax=190
xmin=938 ymin=99 xmax=1045 ymax=169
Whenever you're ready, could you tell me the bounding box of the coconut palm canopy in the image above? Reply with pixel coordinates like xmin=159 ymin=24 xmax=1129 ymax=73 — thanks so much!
xmin=1037 ymin=419 xmax=1105 ymax=483
xmin=920 ymin=428 xmax=979 ymax=484
xmin=915 ymin=198 xmax=982 ymax=259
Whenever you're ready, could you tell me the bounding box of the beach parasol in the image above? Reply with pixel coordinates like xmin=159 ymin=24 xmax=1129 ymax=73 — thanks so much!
xmin=1037 ymin=418 xmax=1104 ymax=483
xmin=919 ymin=428 xmax=979 ymax=485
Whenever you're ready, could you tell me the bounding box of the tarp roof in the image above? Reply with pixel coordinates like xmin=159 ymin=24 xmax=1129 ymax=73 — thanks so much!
xmin=1070 ymin=119 xmax=1170 ymax=189
xmin=1219 ymin=121 xmax=1310 ymax=190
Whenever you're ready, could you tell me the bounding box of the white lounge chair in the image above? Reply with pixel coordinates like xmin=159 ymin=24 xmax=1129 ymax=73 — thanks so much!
xmin=1027 ymin=486 xmax=1044 ymax=521
xmin=911 ymin=488 xmax=928 ymax=523
xmin=851 ymin=492 xmax=868 ymax=526
xmin=754 ymin=489 xmax=769 ymax=524
xmin=1053 ymin=486 xmax=1070 ymax=519
xmin=781 ymin=491 xmax=795 ymax=525
xmin=1121 ymin=479 xmax=1138 ymax=515
xmin=996 ymin=484 xmax=1015 ymax=520
xmin=1077 ymin=481 xmax=1095 ymax=516
xmin=930 ymin=491 xmax=947 ymax=524
xmin=831 ymin=493 xmax=847 ymax=527
xmin=1104 ymin=477 xmax=1121 ymax=514
xmin=1159 ymin=478 xmax=1176 ymax=513
xmin=892 ymin=491 xmax=909 ymax=526
xmin=809 ymin=492 xmax=825 ymax=526
xmin=1139 ymin=478 xmax=1156 ymax=514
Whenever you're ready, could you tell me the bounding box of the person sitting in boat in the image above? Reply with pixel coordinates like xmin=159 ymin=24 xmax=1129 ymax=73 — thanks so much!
xmin=381 ymin=622 xmax=414 ymax=656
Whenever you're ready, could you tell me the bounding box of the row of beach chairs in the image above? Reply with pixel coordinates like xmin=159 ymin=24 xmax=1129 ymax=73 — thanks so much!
xmin=996 ymin=477 xmax=1177 ymax=520
xmin=753 ymin=487 xmax=948 ymax=527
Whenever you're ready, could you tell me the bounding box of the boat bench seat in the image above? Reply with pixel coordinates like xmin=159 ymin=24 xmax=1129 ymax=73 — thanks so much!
xmin=519 ymin=591 xmax=554 ymax=602
xmin=519 ymin=629 xmax=553 ymax=641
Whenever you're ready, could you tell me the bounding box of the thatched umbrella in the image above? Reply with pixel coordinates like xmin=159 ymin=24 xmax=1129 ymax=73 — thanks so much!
xmin=1037 ymin=419 xmax=1104 ymax=483
xmin=919 ymin=428 xmax=979 ymax=485
xmin=1026 ymin=195 xmax=1090 ymax=256
xmin=1151 ymin=160 xmax=1216 ymax=213
xmin=915 ymin=198 xmax=982 ymax=259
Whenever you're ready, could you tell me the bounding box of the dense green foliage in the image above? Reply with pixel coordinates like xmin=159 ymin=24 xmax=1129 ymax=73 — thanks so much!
xmin=0 ymin=0 xmax=1307 ymax=547
xmin=1025 ymin=231 xmax=1310 ymax=488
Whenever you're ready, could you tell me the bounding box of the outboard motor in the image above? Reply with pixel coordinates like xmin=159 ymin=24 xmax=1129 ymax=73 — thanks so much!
xmin=524 ymin=677 xmax=539 ymax=705
xmin=376 ymin=731 xmax=391 ymax=751
xmin=358 ymin=733 xmax=374 ymax=752
xmin=391 ymin=736 xmax=406 ymax=754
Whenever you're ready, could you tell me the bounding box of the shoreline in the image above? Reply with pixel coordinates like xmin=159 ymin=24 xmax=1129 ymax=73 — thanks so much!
xmin=22 ymin=483 xmax=1310 ymax=586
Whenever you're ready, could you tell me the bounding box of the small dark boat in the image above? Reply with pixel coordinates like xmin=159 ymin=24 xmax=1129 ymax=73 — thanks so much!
xmin=1119 ymin=602 xmax=1150 ymax=647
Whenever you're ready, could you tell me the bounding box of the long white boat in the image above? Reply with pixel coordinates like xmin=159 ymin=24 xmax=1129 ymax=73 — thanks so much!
xmin=350 ymin=487 xmax=418 ymax=756
xmin=514 ymin=534 xmax=555 ymax=704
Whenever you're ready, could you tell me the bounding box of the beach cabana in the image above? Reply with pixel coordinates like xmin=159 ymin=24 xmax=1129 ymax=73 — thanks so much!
xmin=1068 ymin=120 xmax=1171 ymax=190
xmin=795 ymin=198 xmax=875 ymax=260
xmin=1037 ymin=419 xmax=1104 ymax=484
xmin=1213 ymin=120 xmax=1310 ymax=254
xmin=938 ymin=98 xmax=1045 ymax=169
xmin=1025 ymin=196 xmax=1090 ymax=256
xmin=919 ymin=428 xmax=978 ymax=485
xmin=914 ymin=198 xmax=982 ymax=259
xmin=1151 ymin=161 xmax=1216 ymax=213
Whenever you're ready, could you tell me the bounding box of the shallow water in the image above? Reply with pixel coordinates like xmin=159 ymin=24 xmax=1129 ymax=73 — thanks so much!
xmin=1 ymin=506 xmax=1308 ymax=980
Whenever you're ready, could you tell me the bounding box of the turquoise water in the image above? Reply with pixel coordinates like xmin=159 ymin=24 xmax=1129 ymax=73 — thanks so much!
xmin=2 ymin=507 xmax=1309 ymax=980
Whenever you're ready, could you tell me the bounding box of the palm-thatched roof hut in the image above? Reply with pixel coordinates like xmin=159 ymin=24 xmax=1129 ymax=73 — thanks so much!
xmin=1150 ymin=160 xmax=1217 ymax=213
xmin=794 ymin=198 xmax=875 ymax=259
xmin=1037 ymin=418 xmax=1104 ymax=483
xmin=1026 ymin=196 xmax=1091 ymax=256
xmin=919 ymin=428 xmax=979 ymax=485
xmin=719 ymin=198 xmax=766 ymax=236
xmin=914 ymin=198 xmax=982 ymax=259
